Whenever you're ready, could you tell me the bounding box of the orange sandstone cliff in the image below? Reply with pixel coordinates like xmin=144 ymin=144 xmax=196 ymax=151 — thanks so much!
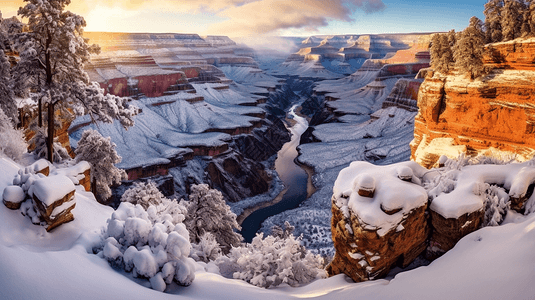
xmin=411 ymin=38 xmax=535 ymax=168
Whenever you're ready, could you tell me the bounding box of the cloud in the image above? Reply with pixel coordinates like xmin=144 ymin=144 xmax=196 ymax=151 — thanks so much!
xmin=3 ymin=0 xmax=386 ymax=36
xmin=206 ymin=0 xmax=386 ymax=36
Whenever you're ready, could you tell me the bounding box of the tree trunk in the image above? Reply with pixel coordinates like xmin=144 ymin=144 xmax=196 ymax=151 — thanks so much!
xmin=38 ymin=97 xmax=42 ymax=127
xmin=47 ymin=101 xmax=54 ymax=162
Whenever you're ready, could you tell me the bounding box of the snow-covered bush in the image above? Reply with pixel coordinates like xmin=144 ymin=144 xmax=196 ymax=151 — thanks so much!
xmin=96 ymin=201 xmax=196 ymax=292
xmin=121 ymin=181 xmax=188 ymax=227
xmin=216 ymin=222 xmax=326 ymax=288
xmin=75 ymin=129 xmax=126 ymax=202
xmin=0 ymin=108 xmax=28 ymax=162
xmin=482 ymin=184 xmax=509 ymax=226
xmin=190 ymin=232 xmax=222 ymax=263
xmin=182 ymin=184 xmax=242 ymax=254
xmin=121 ymin=181 xmax=166 ymax=209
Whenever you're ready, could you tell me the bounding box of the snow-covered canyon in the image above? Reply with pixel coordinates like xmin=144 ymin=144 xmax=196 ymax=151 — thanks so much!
xmin=67 ymin=32 xmax=436 ymax=255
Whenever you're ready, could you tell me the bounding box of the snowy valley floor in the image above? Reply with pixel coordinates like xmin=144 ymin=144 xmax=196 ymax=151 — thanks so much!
xmin=1 ymin=157 xmax=535 ymax=300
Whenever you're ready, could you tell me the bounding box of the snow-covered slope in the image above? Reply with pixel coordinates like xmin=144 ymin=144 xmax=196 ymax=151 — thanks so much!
xmin=1 ymin=157 xmax=535 ymax=299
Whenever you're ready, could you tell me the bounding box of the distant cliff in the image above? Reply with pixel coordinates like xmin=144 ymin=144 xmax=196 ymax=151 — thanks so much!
xmin=411 ymin=38 xmax=535 ymax=168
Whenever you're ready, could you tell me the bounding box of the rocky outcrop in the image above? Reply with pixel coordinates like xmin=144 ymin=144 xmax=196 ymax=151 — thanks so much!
xmin=427 ymin=209 xmax=483 ymax=260
xmin=233 ymin=117 xmax=290 ymax=162
xmin=206 ymin=150 xmax=270 ymax=203
xmin=382 ymin=78 xmax=424 ymax=112
xmin=412 ymin=39 xmax=535 ymax=168
xmin=32 ymin=176 xmax=76 ymax=231
xmin=327 ymin=161 xmax=429 ymax=282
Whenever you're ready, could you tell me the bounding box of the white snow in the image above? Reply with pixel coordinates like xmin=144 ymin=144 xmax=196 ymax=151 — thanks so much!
xmin=32 ymin=175 xmax=76 ymax=206
xmin=334 ymin=161 xmax=428 ymax=236
xmin=2 ymin=185 xmax=25 ymax=204
xmin=430 ymin=163 xmax=535 ymax=219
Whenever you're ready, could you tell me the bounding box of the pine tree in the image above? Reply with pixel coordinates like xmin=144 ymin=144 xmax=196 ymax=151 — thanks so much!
xmin=0 ymin=49 xmax=16 ymax=122
xmin=182 ymin=184 xmax=242 ymax=254
xmin=447 ymin=29 xmax=458 ymax=47
xmin=0 ymin=14 xmax=20 ymax=123
xmin=454 ymin=17 xmax=487 ymax=80
xmin=430 ymin=34 xmax=443 ymax=71
xmin=13 ymin=0 xmax=138 ymax=162
xmin=526 ymin=0 xmax=535 ymax=36
xmin=501 ymin=0 xmax=525 ymax=41
xmin=75 ymin=129 xmax=127 ymax=202
xmin=484 ymin=0 xmax=504 ymax=43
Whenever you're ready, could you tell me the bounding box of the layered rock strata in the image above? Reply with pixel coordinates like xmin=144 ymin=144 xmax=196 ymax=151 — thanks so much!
xmin=327 ymin=161 xmax=428 ymax=282
xmin=412 ymin=38 xmax=535 ymax=168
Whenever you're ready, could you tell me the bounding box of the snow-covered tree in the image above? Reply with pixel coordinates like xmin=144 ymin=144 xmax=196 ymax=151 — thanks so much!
xmin=181 ymin=184 xmax=242 ymax=254
xmin=75 ymin=129 xmax=126 ymax=202
xmin=0 ymin=108 xmax=28 ymax=162
xmin=216 ymin=222 xmax=326 ymax=288
xmin=0 ymin=49 xmax=16 ymax=122
xmin=501 ymin=0 xmax=525 ymax=41
xmin=454 ymin=17 xmax=487 ymax=80
xmin=121 ymin=181 xmax=167 ymax=210
xmin=484 ymin=0 xmax=504 ymax=43
xmin=121 ymin=181 xmax=188 ymax=226
xmin=13 ymin=0 xmax=138 ymax=162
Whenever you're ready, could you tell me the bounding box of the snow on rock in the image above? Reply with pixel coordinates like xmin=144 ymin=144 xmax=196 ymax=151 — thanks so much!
xmin=32 ymin=175 xmax=76 ymax=207
xmin=429 ymin=163 xmax=533 ymax=219
xmin=335 ymin=161 xmax=428 ymax=235
xmin=53 ymin=161 xmax=91 ymax=191
xmin=328 ymin=161 xmax=429 ymax=282
xmin=30 ymin=175 xmax=77 ymax=232
xmin=2 ymin=185 xmax=25 ymax=209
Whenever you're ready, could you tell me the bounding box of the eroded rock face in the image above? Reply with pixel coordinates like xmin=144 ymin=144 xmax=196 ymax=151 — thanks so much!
xmin=328 ymin=201 xmax=428 ymax=282
xmin=412 ymin=39 xmax=535 ymax=168
xmin=427 ymin=209 xmax=483 ymax=260
xmin=327 ymin=161 xmax=429 ymax=282
xmin=206 ymin=150 xmax=270 ymax=203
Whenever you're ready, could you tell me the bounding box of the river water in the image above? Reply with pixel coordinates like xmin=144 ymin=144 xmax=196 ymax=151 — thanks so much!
xmin=240 ymin=105 xmax=310 ymax=242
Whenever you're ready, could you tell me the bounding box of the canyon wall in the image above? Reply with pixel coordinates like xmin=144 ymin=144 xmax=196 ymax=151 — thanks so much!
xmin=412 ymin=38 xmax=535 ymax=168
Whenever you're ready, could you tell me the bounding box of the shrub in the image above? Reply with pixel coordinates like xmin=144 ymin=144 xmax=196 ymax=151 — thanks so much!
xmin=216 ymin=222 xmax=326 ymax=288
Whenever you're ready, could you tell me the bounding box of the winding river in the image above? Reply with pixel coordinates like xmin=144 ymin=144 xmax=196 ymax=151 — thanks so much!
xmin=240 ymin=105 xmax=310 ymax=242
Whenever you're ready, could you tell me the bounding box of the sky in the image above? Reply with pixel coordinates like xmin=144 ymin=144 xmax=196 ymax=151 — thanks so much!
xmin=1 ymin=0 xmax=486 ymax=37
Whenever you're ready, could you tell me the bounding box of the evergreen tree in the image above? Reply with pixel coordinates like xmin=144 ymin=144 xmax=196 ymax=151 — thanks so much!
xmin=430 ymin=33 xmax=443 ymax=71
xmin=75 ymin=129 xmax=127 ymax=202
xmin=447 ymin=29 xmax=458 ymax=47
xmin=0 ymin=14 xmax=20 ymax=123
xmin=13 ymin=0 xmax=138 ymax=162
xmin=430 ymin=33 xmax=454 ymax=73
xmin=484 ymin=0 xmax=504 ymax=43
xmin=526 ymin=0 xmax=535 ymax=36
xmin=0 ymin=49 xmax=16 ymax=122
xmin=181 ymin=184 xmax=242 ymax=254
xmin=501 ymin=0 xmax=525 ymax=41
xmin=454 ymin=17 xmax=487 ymax=80
xmin=522 ymin=8 xmax=531 ymax=36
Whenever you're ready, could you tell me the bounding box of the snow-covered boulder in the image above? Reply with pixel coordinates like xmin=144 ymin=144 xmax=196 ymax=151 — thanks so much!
xmin=426 ymin=161 xmax=535 ymax=258
xmin=31 ymin=175 xmax=76 ymax=231
xmin=54 ymin=161 xmax=91 ymax=192
xmin=2 ymin=185 xmax=25 ymax=209
xmin=327 ymin=161 xmax=429 ymax=282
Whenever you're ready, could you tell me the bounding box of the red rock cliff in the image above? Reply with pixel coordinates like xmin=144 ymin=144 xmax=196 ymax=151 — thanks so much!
xmin=411 ymin=38 xmax=535 ymax=168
